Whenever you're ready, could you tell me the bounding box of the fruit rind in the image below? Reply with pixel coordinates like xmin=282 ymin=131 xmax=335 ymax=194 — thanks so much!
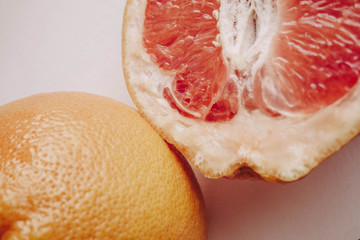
xmin=0 ymin=92 xmax=207 ymax=239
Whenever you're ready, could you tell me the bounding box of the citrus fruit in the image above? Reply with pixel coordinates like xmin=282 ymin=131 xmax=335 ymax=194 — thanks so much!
xmin=122 ymin=0 xmax=360 ymax=182
xmin=0 ymin=92 xmax=207 ymax=239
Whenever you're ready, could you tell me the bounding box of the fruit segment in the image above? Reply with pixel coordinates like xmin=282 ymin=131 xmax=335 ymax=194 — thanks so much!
xmin=143 ymin=0 xmax=360 ymax=121
xmin=257 ymin=0 xmax=360 ymax=114
xmin=143 ymin=0 xmax=237 ymax=121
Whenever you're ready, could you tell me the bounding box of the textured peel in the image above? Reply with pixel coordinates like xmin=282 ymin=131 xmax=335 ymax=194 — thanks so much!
xmin=0 ymin=92 xmax=207 ymax=239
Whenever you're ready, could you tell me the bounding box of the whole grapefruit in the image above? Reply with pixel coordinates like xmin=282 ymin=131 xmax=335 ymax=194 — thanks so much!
xmin=0 ymin=92 xmax=207 ymax=239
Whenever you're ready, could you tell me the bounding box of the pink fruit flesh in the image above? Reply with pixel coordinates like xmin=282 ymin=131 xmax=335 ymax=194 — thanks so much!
xmin=143 ymin=0 xmax=360 ymax=121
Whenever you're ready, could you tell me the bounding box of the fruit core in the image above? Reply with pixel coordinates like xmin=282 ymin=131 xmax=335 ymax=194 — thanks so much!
xmin=143 ymin=0 xmax=360 ymax=122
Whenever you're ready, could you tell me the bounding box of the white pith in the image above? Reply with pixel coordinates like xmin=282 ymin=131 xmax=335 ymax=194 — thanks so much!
xmin=219 ymin=0 xmax=277 ymax=76
xmin=123 ymin=0 xmax=360 ymax=181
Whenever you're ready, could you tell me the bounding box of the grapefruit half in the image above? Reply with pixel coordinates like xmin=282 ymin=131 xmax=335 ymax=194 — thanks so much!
xmin=122 ymin=0 xmax=360 ymax=182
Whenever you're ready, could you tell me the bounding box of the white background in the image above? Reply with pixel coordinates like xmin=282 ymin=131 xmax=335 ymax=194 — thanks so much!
xmin=0 ymin=1 xmax=359 ymax=239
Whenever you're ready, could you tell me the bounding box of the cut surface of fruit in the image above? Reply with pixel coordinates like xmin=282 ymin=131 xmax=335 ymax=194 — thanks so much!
xmin=0 ymin=92 xmax=206 ymax=239
xmin=122 ymin=0 xmax=360 ymax=182
xmin=258 ymin=0 xmax=360 ymax=114
xmin=143 ymin=0 xmax=236 ymax=121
